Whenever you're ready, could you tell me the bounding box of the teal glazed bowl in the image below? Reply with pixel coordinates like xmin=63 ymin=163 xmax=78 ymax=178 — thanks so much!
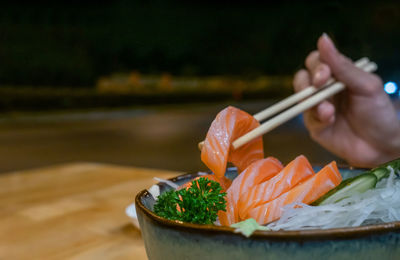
xmin=135 ymin=167 xmax=400 ymax=260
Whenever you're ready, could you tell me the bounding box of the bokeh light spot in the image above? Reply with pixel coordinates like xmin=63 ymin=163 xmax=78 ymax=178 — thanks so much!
xmin=384 ymin=82 xmax=397 ymax=94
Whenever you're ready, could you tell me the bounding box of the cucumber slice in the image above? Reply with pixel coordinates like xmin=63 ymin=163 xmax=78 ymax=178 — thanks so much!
xmin=312 ymin=158 xmax=400 ymax=206
xmin=312 ymin=173 xmax=377 ymax=206
xmin=370 ymin=167 xmax=390 ymax=181
xmin=370 ymin=157 xmax=400 ymax=181
xmin=380 ymin=157 xmax=400 ymax=173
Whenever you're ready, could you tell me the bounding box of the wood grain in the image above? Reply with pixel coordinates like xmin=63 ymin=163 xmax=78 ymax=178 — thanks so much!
xmin=0 ymin=163 xmax=180 ymax=259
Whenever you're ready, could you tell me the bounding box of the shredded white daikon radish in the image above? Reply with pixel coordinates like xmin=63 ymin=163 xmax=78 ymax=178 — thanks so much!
xmin=153 ymin=177 xmax=179 ymax=189
xmin=148 ymin=184 xmax=160 ymax=200
xmin=267 ymin=169 xmax=400 ymax=231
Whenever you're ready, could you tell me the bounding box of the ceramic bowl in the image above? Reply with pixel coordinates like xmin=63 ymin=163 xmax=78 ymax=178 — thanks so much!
xmin=135 ymin=167 xmax=400 ymax=260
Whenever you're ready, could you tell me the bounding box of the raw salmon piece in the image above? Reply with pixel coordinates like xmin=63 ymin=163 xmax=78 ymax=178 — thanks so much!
xmin=248 ymin=161 xmax=342 ymax=225
xmin=201 ymin=106 xmax=264 ymax=179
xmin=218 ymin=157 xmax=283 ymax=226
xmin=238 ymin=155 xmax=314 ymax=219
xmin=178 ymin=174 xmax=232 ymax=192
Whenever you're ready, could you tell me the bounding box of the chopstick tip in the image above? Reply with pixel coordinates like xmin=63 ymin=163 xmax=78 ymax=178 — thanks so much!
xmin=198 ymin=141 xmax=204 ymax=151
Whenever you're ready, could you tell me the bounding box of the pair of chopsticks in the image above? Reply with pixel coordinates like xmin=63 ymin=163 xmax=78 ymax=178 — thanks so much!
xmin=199 ymin=57 xmax=377 ymax=151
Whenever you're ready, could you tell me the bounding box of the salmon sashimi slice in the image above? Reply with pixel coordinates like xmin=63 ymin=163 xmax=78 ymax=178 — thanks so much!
xmin=201 ymin=106 xmax=264 ymax=179
xmin=218 ymin=157 xmax=283 ymax=226
xmin=238 ymin=155 xmax=314 ymax=219
xmin=178 ymin=174 xmax=232 ymax=192
xmin=248 ymin=161 xmax=342 ymax=225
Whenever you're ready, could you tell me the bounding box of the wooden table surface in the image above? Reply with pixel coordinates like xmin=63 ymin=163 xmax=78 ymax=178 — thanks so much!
xmin=0 ymin=163 xmax=180 ymax=259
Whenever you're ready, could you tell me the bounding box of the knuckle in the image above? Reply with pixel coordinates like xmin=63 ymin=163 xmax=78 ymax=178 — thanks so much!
xmin=317 ymin=63 xmax=329 ymax=72
xmin=305 ymin=51 xmax=319 ymax=69
xmin=313 ymin=63 xmax=332 ymax=86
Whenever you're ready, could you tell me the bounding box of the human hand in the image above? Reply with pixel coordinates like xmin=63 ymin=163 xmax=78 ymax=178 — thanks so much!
xmin=293 ymin=33 xmax=400 ymax=167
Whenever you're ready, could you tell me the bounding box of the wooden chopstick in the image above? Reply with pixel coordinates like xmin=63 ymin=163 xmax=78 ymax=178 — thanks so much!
xmin=198 ymin=57 xmax=373 ymax=151
xmin=232 ymin=61 xmax=377 ymax=149
xmin=253 ymin=57 xmax=369 ymax=121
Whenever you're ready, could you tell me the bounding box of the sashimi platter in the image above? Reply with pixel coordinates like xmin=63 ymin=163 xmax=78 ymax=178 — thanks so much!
xmin=135 ymin=106 xmax=400 ymax=260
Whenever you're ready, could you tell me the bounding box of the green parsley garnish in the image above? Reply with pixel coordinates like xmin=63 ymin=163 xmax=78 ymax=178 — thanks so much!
xmin=154 ymin=177 xmax=227 ymax=224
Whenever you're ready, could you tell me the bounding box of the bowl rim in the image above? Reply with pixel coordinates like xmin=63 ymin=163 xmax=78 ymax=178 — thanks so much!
xmin=135 ymin=169 xmax=400 ymax=240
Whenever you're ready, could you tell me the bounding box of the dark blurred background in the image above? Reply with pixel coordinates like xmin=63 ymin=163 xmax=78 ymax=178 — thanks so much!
xmin=0 ymin=0 xmax=399 ymax=173
xmin=2 ymin=0 xmax=400 ymax=86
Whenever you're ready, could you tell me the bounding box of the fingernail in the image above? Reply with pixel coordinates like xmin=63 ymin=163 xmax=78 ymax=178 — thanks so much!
xmin=321 ymin=33 xmax=337 ymax=52
xmin=322 ymin=32 xmax=332 ymax=42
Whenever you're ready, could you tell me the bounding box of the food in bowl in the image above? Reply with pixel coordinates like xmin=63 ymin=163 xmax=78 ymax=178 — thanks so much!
xmin=135 ymin=167 xmax=400 ymax=260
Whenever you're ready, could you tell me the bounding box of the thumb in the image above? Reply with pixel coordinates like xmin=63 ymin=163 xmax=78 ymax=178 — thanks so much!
xmin=317 ymin=33 xmax=382 ymax=96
